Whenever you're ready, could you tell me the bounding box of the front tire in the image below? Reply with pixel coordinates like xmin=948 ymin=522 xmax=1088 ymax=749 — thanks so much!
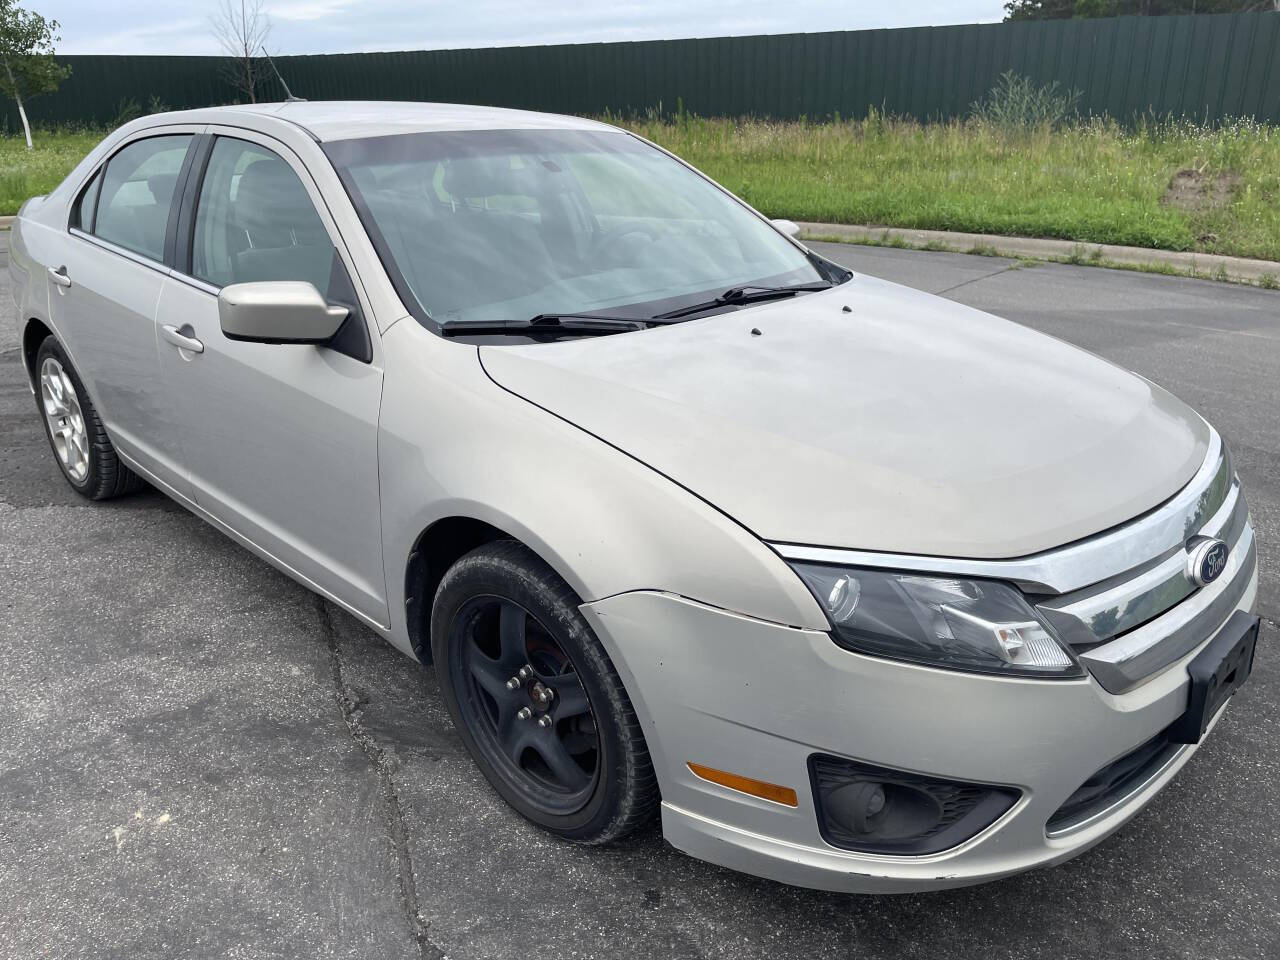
xmin=431 ymin=540 xmax=658 ymax=843
xmin=34 ymin=335 xmax=144 ymax=500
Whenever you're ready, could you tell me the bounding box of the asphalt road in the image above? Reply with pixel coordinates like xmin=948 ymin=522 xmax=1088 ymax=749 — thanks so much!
xmin=2 ymin=239 xmax=1277 ymax=960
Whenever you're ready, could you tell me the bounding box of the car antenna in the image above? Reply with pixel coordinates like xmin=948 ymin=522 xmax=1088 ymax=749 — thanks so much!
xmin=261 ymin=46 xmax=305 ymax=103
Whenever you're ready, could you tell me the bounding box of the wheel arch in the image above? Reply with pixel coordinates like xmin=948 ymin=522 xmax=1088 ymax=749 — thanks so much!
xmin=21 ymin=317 xmax=54 ymax=388
xmin=404 ymin=514 xmax=528 ymax=663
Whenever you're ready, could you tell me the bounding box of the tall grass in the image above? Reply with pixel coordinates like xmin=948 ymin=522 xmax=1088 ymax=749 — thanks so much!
xmin=620 ymin=112 xmax=1280 ymax=261
xmin=0 ymin=130 xmax=103 ymax=216
xmin=0 ymin=109 xmax=1277 ymax=264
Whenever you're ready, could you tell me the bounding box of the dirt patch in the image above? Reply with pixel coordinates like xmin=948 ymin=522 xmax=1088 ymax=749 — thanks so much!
xmin=1162 ymin=168 xmax=1242 ymax=211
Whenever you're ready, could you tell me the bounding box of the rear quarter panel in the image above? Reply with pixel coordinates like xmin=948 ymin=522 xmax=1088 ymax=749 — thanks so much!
xmin=9 ymin=203 xmax=56 ymax=382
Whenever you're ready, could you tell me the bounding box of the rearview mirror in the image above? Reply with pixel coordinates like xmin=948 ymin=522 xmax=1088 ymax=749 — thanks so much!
xmin=218 ymin=281 xmax=349 ymax=345
xmin=771 ymin=218 xmax=801 ymax=238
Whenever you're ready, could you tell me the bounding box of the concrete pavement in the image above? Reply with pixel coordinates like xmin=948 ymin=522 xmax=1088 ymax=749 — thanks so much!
xmin=2 ymin=239 xmax=1277 ymax=959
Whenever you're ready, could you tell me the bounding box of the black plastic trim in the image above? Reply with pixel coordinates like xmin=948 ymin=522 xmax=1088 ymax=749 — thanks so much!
xmin=1170 ymin=609 xmax=1260 ymax=744
xmin=173 ymin=133 xmax=215 ymax=275
xmin=809 ymin=754 xmax=1019 ymax=856
xmin=221 ymin=331 xmax=333 ymax=346
xmin=163 ymin=132 xmax=207 ymax=268
xmin=1045 ymin=728 xmax=1180 ymax=835
xmin=70 ymin=168 xmax=102 ymax=232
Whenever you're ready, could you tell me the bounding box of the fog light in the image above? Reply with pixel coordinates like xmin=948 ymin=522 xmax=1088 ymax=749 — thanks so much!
xmin=841 ymin=781 xmax=886 ymax=832
xmin=810 ymin=755 xmax=1019 ymax=855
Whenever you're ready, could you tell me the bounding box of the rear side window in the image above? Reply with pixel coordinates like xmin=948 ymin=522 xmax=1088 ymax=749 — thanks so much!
xmin=191 ymin=137 xmax=336 ymax=295
xmin=92 ymin=135 xmax=192 ymax=262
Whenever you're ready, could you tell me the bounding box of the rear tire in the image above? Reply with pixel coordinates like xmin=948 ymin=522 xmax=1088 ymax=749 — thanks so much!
xmin=431 ymin=540 xmax=658 ymax=843
xmin=34 ymin=335 xmax=144 ymax=500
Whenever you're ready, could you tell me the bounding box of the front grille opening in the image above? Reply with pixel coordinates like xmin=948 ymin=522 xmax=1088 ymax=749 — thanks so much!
xmin=1046 ymin=727 xmax=1182 ymax=835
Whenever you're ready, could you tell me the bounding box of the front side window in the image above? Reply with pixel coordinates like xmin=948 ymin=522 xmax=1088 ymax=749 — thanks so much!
xmin=192 ymin=137 xmax=336 ymax=295
xmin=324 ymin=129 xmax=822 ymax=332
xmin=92 ymin=135 xmax=192 ymax=261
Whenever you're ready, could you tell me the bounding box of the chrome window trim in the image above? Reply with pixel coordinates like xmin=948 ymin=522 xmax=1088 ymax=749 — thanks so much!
xmin=68 ymin=226 xmax=171 ymax=277
xmin=167 ymin=271 xmax=221 ymax=296
xmin=770 ymin=429 xmax=1224 ymax=595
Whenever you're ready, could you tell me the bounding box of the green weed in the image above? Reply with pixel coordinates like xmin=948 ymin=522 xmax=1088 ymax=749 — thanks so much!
xmin=622 ymin=113 xmax=1280 ymax=262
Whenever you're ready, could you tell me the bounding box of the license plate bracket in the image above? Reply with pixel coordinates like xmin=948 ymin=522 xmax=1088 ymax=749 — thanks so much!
xmin=1169 ymin=610 xmax=1260 ymax=745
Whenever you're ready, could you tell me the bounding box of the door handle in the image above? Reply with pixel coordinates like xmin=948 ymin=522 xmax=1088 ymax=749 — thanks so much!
xmin=161 ymin=324 xmax=204 ymax=354
xmin=47 ymin=265 xmax=71 ymax=288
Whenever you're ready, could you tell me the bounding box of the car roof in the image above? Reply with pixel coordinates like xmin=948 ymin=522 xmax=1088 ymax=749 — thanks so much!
xmin=153 ymin=100 xmax=613 ymax=142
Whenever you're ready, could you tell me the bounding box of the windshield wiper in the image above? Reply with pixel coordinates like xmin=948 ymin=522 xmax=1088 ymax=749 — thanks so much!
xmin=441 ymin=312 xmax=649 ymax=338
xmin=653 ymin=281 xmax=833 ymax=321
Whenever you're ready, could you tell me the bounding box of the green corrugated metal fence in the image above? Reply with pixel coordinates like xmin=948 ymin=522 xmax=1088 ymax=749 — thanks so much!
xmin=8 ymin=11 xmax=1278 ymax=130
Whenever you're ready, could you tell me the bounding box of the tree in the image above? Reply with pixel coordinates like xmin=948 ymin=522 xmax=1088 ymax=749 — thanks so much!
xmin=1005 ymin=0 xmax=1277 ymax=18
xmin=211 ymin=0 xmax=271 ymax=104
xmin=0 ymin=1 xmax=70 ymax=150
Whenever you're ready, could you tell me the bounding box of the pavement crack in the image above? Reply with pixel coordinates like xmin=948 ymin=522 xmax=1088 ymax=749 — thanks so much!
xmin=935 ymin=262 xmax=1017 ymax=296
xmin=315 ymin=596 xmax=445 ymax=960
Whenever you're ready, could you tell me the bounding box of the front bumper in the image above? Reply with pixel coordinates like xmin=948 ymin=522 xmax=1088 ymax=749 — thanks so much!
xmin=579 ymin=563 xmax=1258 ymax=894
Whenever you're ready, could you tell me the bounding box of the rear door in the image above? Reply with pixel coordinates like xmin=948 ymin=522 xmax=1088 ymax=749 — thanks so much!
xmin=51 ymin=129 xmax=200 ymax=495
xmin=154 ymin=128 xmax=388 ymax=628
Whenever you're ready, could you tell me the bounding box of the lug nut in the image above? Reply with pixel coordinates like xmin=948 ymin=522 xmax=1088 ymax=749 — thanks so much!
xmin=537 ymin=714 xmax=554 ymax=728
xmin=516 ymin=706 xmax=533 ymax=721
xmin=518 ymin=665 xmax=534 ymax=680
xmin=505 ymin=677 xmax=521 ymax=690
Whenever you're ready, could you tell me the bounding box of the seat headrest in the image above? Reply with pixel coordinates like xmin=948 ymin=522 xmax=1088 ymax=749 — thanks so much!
xmin=441 ymin=155 xmax=509 ymax=201
xmin=442 ymin=155 xmax=561 ymax=202
xmin=146 ymin=173 xmax=179 ymax=205
xmin=234 ymin=158 xmax=316 ymax=232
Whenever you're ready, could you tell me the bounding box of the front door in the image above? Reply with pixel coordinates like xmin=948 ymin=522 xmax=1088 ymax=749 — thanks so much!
xmin=154 ymin=131 xmax=388 ymax=628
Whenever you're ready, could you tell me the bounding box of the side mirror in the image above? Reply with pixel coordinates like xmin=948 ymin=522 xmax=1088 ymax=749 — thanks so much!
xmin=218 ymin=281 xmax=349 ymax=345
xmin=771 ymin=218 xmax=801 ymax=239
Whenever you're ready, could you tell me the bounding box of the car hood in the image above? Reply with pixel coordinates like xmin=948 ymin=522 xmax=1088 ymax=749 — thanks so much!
xmin=479 ymin=276 xmax=1210 ymax=559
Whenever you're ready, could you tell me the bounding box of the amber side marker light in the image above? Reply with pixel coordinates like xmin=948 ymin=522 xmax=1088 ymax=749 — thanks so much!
xmin=687 ymin=762 xmax=799 ymax=807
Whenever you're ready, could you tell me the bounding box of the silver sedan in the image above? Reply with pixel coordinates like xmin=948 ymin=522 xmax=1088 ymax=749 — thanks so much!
xmin=9 ymin=101 xmax=1259 ymax=892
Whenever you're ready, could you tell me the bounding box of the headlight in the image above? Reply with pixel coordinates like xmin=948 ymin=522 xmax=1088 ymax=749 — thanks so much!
xmin=790 ymin=563 xmax=1083 ymax=679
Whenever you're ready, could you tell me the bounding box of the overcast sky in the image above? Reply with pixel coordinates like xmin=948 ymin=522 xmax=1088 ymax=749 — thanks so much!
xmin=44 ymin=1 xmax=1008 ymax=56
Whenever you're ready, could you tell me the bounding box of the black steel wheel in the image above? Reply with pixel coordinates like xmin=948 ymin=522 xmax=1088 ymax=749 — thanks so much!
xmin=431 ymin=540 xmax=658 ymax=842
xmin=452 ymin=596 xmax=600 ymax=811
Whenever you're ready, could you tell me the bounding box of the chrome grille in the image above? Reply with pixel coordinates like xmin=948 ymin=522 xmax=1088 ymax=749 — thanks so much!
xmin=1031 ymin=437 xmax=1256 ymax=693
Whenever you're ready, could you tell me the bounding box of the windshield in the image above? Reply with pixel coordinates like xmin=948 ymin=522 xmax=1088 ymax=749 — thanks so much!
xmin=323 ymin=128 xmax=823 ymax=333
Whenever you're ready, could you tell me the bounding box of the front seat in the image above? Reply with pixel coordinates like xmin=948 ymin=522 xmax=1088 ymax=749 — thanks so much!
xmin=229 ymin=157 xmax=333 ymax=294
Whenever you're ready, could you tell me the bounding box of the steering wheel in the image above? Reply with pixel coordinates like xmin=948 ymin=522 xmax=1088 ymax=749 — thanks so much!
xmin=593 ymin=222 xmax=661 ymax=262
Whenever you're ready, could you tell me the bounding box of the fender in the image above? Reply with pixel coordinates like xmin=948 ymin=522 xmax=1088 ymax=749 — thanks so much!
xmin=378 ymin=319 xmax=828 ymax=659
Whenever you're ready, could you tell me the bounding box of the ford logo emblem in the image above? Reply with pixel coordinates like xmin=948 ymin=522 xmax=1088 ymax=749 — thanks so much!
xmin=1186 ymin=538 xmax=1230 ymax=587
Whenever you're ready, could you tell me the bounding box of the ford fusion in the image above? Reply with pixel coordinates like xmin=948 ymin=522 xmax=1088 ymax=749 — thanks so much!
xmin=9 ymin=102 xmax=1259 ymax=892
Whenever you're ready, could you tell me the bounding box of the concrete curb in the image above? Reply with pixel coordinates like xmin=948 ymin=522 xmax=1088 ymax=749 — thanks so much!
xmin=0 ymin=216 xmax=13 ymax=231
xmin=799 ymin=222 xmax=1280 ymax=287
